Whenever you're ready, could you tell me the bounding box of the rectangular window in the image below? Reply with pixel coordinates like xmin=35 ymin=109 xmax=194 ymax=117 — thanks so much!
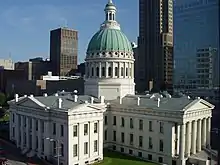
xmin=139 ymin=136 xmax=143 ymax=147
xmin=61 ymin=125 xmax=64 ymax=136
xmin=138 ymin=152 xmax=142 ymax=157
xmin=113 ymin=116 xmax=116 ymax=125
xmin=36 ymin=136 xmax=38 ymax=149
xmin=130 ymin=118 xmax=133 ymax=129
xmin=130 ymin=134 xmax=133 ymax=145
xmin=148 ymin=154 xmax=152 ymax=160
xmin=104 ymin=130 xmax=107 ymax=141
xmin=129 ymin=149 xmax=133 ymax=155
xmin=73 ymin=144 xmax=77 ymax=157
xmin=149 ymin=121 xmax=153 ymax=132
xmin=73 ymin=125 xmax=77 ymax=137
xmin=160 ymin=122 xmax=164 ymax=134
xmin=120 ymin=147 xmax=124 ymax=152
xmin=121 ymin=117 xmax=124 ymax=127
xmin=104 ymin=116 xmax=108 ymax=125
xmin=53 ymin=141 xmax=56 ymax=155
xmin=36 ymin=120 xmax=38 ymax=131
xmin=113 ymin=145 xmax=116 ymax=150
xmin=12 ymin=114 xmax=15 ymax=123
xmin=40 ymin=138 xmax=44 ymax=153
xmin=121 ymin=132 xmax=124 ymax=143
xmin=84 ymin=124 xmax=88 ymax=135
xmin=139 ymin=119 xmax=143 ymax=130
xmin=159 ymin=139 xmax=164 ymax=152
xmin=158 ymin=157 xmax=163 ymax=163
xmin=61 ymin=143 xmax=64 ymax=156
xmin=41 ymin=121 xmax=44 ymax=133
xmin=149 ymin=137 xmax=153 ymax=149
xmin=53 ymin=123 xmax=56 ymax=135
xmin=84 ymin=142 xmax=88 ymax=154
xmin=12 ymin=127 xmax=15 ymax=137
xmin=113 ymin=130 xmax=116 ymax=141
xmin=94 ymin=123 xmax=98 ymax=133
xmin=94 ymin=140 xmax=98 ymax=152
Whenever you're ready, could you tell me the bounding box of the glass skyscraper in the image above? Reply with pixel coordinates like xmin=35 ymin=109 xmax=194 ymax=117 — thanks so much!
xmin=174 ymin=0 xmax=219 ymax=88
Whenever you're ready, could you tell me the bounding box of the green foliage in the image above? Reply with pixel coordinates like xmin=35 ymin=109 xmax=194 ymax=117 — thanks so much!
xmin=0 ymin=92 xmax=6 ymax=106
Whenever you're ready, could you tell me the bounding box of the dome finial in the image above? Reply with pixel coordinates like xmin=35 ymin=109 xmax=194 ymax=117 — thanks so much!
xmin=108 ymin=0 xmax=113 ymax=3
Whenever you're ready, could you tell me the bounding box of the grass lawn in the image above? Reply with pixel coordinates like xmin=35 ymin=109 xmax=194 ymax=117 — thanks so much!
xmin=94 ymin=150 xmax=157 ymax=165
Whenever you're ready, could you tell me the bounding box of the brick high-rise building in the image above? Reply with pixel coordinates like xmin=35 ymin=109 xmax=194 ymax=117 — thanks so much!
xmin=137 ymin=0 xmax=174 ymax=93
xmin=50 ymin=27 xmax=78 ymax=76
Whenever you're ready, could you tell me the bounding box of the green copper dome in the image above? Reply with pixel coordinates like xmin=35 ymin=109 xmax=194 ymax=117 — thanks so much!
xmin=87 ymin=28 xmax=133 ymax=53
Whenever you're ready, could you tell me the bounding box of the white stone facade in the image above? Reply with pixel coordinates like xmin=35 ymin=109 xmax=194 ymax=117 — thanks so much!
xmin=103 ymin=95 xmax=214 ymax=165
xmin=9 ymin=94 xmax=106 ymax=165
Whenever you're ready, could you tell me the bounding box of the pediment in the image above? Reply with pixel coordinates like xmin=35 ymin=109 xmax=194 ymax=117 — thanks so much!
xmin=16 ymin=97 xmax=45 ymax=109
xmin=68 ymin=104 xmax=105 ymax=115
xmin=184 ymin=99 xmax=214 ymax=113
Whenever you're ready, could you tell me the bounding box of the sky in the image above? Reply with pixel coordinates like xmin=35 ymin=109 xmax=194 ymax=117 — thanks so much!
xmin=0 ymin=0 xmax=138 ymax=63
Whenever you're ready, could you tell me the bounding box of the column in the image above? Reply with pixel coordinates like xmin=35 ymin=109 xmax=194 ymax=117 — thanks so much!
xmin=177 ymin=125 xmax=180 ymax=155
xmin=124 ymin=62 xmax=126 ymax=78
xmin=191 ymin=120 xmax=197 ymax=154
xmin=206 ymin=117 xmax=211 ymax=148
xmin=196 ymin=119 xmax=201 ymax=152
xmin=26 ymin=117 xmax=30 ymax=149
xmin=112 ymin=62 xmax=115 ymax=78
xmin=15 ymin=114 xmax=19 ymax=147
xmin=105 ymin=62 xmax=108 ymax=78
xmin=38 ymin=120 xmax=42 ymax=155
xmin=44 ymin=121 xmax=50 ymax=159
xmin=201 ymin=118 xmax=207 ymax=147
xmin=186 ymin=122 xmax=192 ymax=156
xmin=99 ymin=62 xmax=101 ymax=78
xmin=179 ymin=124 xmax=186 ymax=164
xmin=32 ymin=118 xmax=36 ymax=151
xmin=20 ymin=115 xmax=24 ymax=149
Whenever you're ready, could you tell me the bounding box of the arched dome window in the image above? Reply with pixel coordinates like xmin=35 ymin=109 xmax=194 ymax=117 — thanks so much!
xmin=102 ymin=67 xmax=105 ymax=77
xmin=109 ymin=13 xmax=112 ymax=20
xmin=126 ymin=68 xmax=128 ymax=77
xmin=96 ymin=67 xmax=99 ymax=77
xmin=115 ymin=67 xmax=118 ymax=77
xmin=121 ymin=67 xmax=124 ymax=76
xmin=91 ymin=68 xmax=94 ymax=76
xmin=108 ymin=67 xmax=112 ymax=76
xmin=112 ymin=14 xmax=115 ymax=21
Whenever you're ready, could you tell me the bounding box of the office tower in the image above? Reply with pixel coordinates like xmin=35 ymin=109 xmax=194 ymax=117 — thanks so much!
xmin=137 ymin=0 xmax=174 ymax=93
xmin=196 ymin=47 xmax=218 ymax=88
xmin=174 ymin=0 xmax=219 ymax=89
xmin=50 ymin=28 xmax=78 ymax=76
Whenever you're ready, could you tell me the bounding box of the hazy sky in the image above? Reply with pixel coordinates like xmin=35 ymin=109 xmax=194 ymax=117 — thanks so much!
xmin=0 ymin=0 xmax=138 ymax=63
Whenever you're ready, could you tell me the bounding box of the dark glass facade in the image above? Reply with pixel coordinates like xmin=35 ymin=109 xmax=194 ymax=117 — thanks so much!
xmin=174 ymin=0 xmax=219 ymax=87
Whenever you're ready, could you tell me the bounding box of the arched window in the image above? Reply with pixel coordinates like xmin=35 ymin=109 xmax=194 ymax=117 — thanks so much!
xmin=108 ymin=67 xmax=112 ymax=76
xmin=102 ymin=67 xmax=105 ymax=77
xmin=109 ymin=13 xmax=112 ymax=20
xmin=115 ymin=67 xmax=118 ymax=77
xmin=96 ymin=67 xmax=99 ymax=77
xmin=126 ymin=68 xmax=128 ymax=76
xmin=106 ymin=13 xmax=108 ymax=21
xmin=121 ymin=67 xmax=124 ymax=76
xmin=91 ymin=68 xmax=94 ymax=76
xmin=112 ymin=14 xmax=115 ymax=21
